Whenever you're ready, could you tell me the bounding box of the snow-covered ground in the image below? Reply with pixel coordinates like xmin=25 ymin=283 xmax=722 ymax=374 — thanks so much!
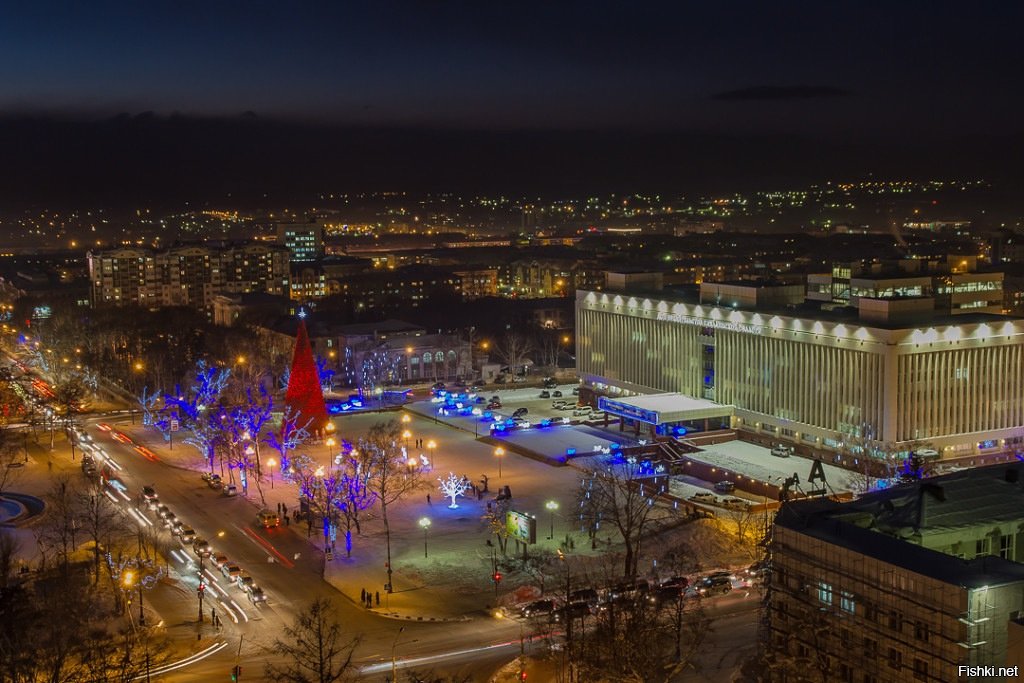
xmin=688 ymin=439 xmax=853 ymax=493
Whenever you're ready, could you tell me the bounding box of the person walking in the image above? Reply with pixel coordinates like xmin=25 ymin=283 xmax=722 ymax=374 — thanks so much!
xmin=361 ymin=588 xmax=366 ymax=603
xmin=375 ymin=591 xmax=380 ymax=606
xmin=427 ymin=493 xmax=432 ymax=505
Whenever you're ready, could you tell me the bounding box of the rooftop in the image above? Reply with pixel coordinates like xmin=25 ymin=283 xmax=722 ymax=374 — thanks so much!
xmin=776 ymin=464 xmax=1024 ymax=589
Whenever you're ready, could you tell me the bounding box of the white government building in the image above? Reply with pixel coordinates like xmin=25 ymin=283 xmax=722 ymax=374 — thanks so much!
xmin=576 ymin=279 xmax=1024 ymax=462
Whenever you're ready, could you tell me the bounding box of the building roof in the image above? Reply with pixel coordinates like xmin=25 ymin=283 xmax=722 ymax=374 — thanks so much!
xmin=593 ymin=286 xmax=1020 ymax=331
xmin=597 ymin=392 xmax=733 ymax=425
xmin=777 ymin=465 xmax=1024 ymax=589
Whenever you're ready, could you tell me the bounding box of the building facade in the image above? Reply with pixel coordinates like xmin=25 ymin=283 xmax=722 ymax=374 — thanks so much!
xmin=576 ymin=286 xmax=1024 ymax=459
xmin=768 ymin=469 xmax=1024 ymax=682
xmin=88 ymin=244 xmax=290 ymax=309
xmin=276 ymin=222 xmax=324 ymax=262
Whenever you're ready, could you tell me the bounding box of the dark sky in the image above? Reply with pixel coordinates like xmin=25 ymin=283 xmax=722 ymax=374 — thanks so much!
xmin=1 ymin=1 xmax=1021 ymax=204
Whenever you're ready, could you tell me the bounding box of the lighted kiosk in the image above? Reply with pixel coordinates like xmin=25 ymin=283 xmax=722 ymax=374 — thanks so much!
xmin=597 ymin=392 xmax=734 ymax=438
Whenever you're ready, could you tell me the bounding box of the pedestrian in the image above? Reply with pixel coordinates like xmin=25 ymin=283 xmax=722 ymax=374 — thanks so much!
xmin=361 ymin=588 xmax=366 ymax=603
xmin=284 ymin=514 xmax=290 ymax=526
xmin=375 ymin=591 xmax=380 ymax=606
xmin=47 ymin=460 xmax=52 ymax=473
xmin=277 ymin=502 xmax=282 ymax=514
xmin=427 ymin=493 xmax=432 ymax=505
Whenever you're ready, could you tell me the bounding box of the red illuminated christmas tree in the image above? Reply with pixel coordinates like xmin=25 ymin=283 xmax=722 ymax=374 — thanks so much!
xmin=283 ymin=316 xmax=328 ymax=436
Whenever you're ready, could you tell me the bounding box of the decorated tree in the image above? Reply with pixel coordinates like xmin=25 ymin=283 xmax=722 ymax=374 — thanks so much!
xmin=156 ymin=360 xmax=231 ymax=471
xmin=334 ymin=455 xmax=376 ymax=558
xmin=264 ymin=405 xmax=313 ymax=476
xmin=438 ymin=472 xmax=469 ymax=509
xmin=283 ymin=318 xmax=328 ymax=437
xmin=226 ymin=386 xmax=274 ymax=502
xmin=136 ymin=386 xmax=161 ymax=427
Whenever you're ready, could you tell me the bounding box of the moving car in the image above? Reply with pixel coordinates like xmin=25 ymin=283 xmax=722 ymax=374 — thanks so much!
xmin=521 ymin=599 xmax=557 ymax=619
xmin=486 ymin=400 xmax=502 ymax=410
xmin=697 ymin=576 xmax=732 ymax=596
xmin=538 ymin=390 xmax=550 ymax=399
xmin=192 ymin=538 xmax=211 ymax=557
xmin=211 ymin=553 xmax=229 ymax=569
xmin=177 ymin=525 xmax=197 ymax=544
xmin=256 ymin=509 xmax=280 ymax=528
xmin=543 ymin=378 xmax=558 ymax=389
xmin=236 ymin=571 xmax=255 ymax=591
xmin=568 ymin=588 xmax=599 ymax=605
xmin=649 ymin=585 xmax=684 ymax=607
xmin=248 ymin=586 xmax=267 ymax=604
xmin=714 ymin=481 xmax=735 ymax=493
xmin=554 ymin=601 xmax=592 ymax=621
xmin=141 ymin=485 xmax=158 ymax=502
xmin=207 ymin=474 xmax=223 ymax=490
xmin=512 ymin=407 xmax=529 ymax=418
xmin=220 ymin=563 xmax=241 ymax=580
xmin=223 ymin=484 xmax=238 ymax=497
xmin=155 ymin=504 xmax=172 ymax=519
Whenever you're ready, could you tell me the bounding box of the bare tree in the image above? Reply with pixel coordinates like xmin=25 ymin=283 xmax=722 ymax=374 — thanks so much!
xmin=0 ymin=429 xmax=23 ymax=499
xmin=495 ymin=331 xmax=535 ymax=377
xmin=358 ymin=420 xmax=424 ymax=592
xmin=0 ymin=528 xmax=20 ymax=589
xmin=577 ymin=462 xmax=674 ymax=579
xmin=481 ymin=496 xmax=513 ymax=555
xmin=265 ymin=596 xmax=360 ymax=683
xmin=77 ymin=482 xmax=130 ymax=584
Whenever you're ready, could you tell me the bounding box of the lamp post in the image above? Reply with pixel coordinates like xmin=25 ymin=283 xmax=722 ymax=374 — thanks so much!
xmin=266 ymin=458 xmax=276 ymax=489
xmin=494 ymin=447 xmax=505 ymax=480
xmin=546 ymin=500 xmax=559 ymax=540
xmin=426 ymin=440 xmax=436 ymax=471
xmin=419 ymin=517 xmax=431 ymax=558
xmin=391 ymin=626 xmax=406 ymax=683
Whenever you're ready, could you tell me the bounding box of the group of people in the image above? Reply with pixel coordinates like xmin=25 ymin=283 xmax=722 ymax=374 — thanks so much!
xmin=275 ymin=501 xmax=292 ymax=525
xmin=359 ymin=588 xmax=380 ymax=608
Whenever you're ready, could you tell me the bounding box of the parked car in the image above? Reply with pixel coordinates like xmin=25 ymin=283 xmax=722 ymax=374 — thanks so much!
xmin=555 ymin=601 xmax=592 ymax=621
xmin=689 ymin=491 xmax=717 ymax=504
xmin=192 ymin=538 xmax=211 ymax=557
xmin=722 ymin=497 xmax=750 ymax=510
xmin=572 ymin=406 xmax=592 ymax=416
xmin=771 ymin=444 xmax=792 ymax=458
xmin=649 ymin=585 xmax=684 ymax=607
xmin=610 ymin=579 xmax=650 ymax=600
xmin=571 ymin=387 xmax=580 ymax=395
xmin=207 ymin=474 xmax=223 ymax=490
xmin=177 ymin=525 xmax=197 ymax=544
xmin=521 ymin=599 xmax=557 ymax=619
xmin=568 ymin=588 xmax=600 ymax=605
xmin=163 ymin=513 xmax=179 ymax=530
xmin=543 ymin=378 xmax=558 ymax=388
xmin=714 ymin=481 xmax=736 ymax=493
xmin=256 ymin=509 xmax=280 ymax=528
xmin=220 ymin=563 xmax=241 ymax=580
xmin=487 ymin=401 xmax=502 ymax=410
xmin=552 ymin=390 xmax=563 ymax=398
xmin=155 ymin=504 xmax=172 ymax=519
xmin=539 ymin=390 xmax=550 ymax=399
xmin=223 ymin=484 xmax=238 ymax=497
xmin=552 ymin=400 xmax=567 ymax=409
xmin=660 ymin=576 xmax=689 ymax=590
xmin=211 ymin=553 xmax=229 ymax=569
xmin=512 ymin=407 xmax=529 ymax=417
xmin=236 ymin=572 xmax=255 ymax=591
xmin=697 ymin=576 xmax=733 ymax=596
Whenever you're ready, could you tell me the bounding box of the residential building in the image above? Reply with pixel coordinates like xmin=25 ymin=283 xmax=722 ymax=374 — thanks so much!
xmin=453 ymin=268 xmax=498 ymax=300
xmin=87 ymin=243 xmax=290 ymax=309
xmin=276 ymin=221 xmax=324 ymax=262
xmin=768 ymin=466 xmax=1024 ymax=681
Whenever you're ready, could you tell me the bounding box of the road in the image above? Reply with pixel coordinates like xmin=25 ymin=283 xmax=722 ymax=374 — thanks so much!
xmin=79 ymin=416 xmax=529 ymax=682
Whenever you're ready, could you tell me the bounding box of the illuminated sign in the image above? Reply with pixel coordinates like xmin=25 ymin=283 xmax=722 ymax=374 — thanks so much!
xmin=506 ymin=510 xmax=536 ymax=544
xmin=598 ymin=397 xmax=659 ymax=424
xmin=655 ymin=311 xmax=763 ymax=335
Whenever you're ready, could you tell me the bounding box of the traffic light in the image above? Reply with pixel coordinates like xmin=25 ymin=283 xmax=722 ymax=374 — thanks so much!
xmin=231 ymin=664 xmax=241 ymax=681
xmin=519 ymin=670 xmax=527 ymax=680
xmin=493 ymin=571 xmax=502 ymax=583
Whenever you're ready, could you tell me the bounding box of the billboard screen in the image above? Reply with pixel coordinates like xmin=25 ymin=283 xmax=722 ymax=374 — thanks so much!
xmin=506 ymin=509 xmax=536 ymax=544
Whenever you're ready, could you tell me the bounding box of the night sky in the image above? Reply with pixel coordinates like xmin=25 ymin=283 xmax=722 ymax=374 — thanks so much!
xmin=1 ymin=2 xmax=1021 ymax=204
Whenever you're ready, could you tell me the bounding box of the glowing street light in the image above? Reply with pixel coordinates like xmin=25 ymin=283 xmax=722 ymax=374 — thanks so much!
xmin=546 ymin=500 xmax=559 ymax=539
xmin=494 ymin=447 xmax=505 ymax=479
xmin=419 ymin=517 xmax=431 ymax=557
xmin=266 ymin=457 xmax=277 ymax=489
xmin=426 ymin=439 xmax=436 ymax=470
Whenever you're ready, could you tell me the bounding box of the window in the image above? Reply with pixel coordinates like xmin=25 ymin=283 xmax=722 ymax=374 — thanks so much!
xmin=839 ymin=663 xmax=853 ymax=682
xmin=888 ymin=611 xmax=902 ymax=631
xmin=863 ymin=638 xmax=877 ymax=658
xmin=913 ymin=658 xmax=928 ymax=681
xmin=888 ymin=648 xmax=902 ymax=669
xmin=1001 ymin=534 xmax=1014 ymax=560
xmin=914 ymin=622 xmax=929 ymax=642
xmin=818 ymin=581 xmax=833 ymax=605
xmin=840 ymin=590 xmax=856 ymax=614
xmin=976 ymin=538 xmax=991 ymax=557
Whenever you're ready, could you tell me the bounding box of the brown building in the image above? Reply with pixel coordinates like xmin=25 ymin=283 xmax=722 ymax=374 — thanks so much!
xmin=768 ymin=466 xmax=1024 ymax=682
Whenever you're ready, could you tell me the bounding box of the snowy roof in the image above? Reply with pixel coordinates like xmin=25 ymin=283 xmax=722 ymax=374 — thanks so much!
xmin=597 ymin=392 xmax=733 ymax=425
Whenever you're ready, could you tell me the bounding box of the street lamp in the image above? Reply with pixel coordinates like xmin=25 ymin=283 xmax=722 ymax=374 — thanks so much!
xmin=419 ymin=517 xmax=431 ymax=558
xmin=494 ymin=447 xmax=505 ymax=480
xmin=402 ymin=430 xmax=412 ymax=449
xmin=122 ymin=569 xmax=144 ymax=625
xmin=546 ymin=500 xmax=559 ymax=540
xmin=426 ymin=440 xmax=436 ymax=471
xmin=267 ymin=458 xmax=276 ymax=489
xmin=407 ymin=457 xmax=418 ymax=474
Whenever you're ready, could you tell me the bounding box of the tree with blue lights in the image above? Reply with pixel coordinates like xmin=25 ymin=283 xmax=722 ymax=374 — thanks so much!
xmin=225 ymin=386 xmax=274 ymax=503
xmin=156 ymin=360 xmax=231 ymax=472
xmin=264 ymin=404 xmax=313 ymax=477
xmin=136 ymin=386 xmax=161 ymax=426
xmin=334 ymin=455 xmax=376 ymax=558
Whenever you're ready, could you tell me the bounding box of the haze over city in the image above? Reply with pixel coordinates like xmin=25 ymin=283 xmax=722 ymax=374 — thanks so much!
xmin=1 ymin=3 xmax=1023 ymax=683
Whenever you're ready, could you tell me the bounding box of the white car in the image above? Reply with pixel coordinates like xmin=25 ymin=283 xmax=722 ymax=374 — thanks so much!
xmin=572 ymin=406 xmax=593 ymax=416
xmin=771 ymin=445 xmax=792 ymax=458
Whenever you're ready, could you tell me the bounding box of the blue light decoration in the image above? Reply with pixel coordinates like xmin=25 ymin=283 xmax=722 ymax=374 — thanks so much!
xmin=673 ymin=426 xmax=688 ymax=436
xmin=979 ymin=440 xmax=997 ymax=449
xmin=539 ymin=418 xmax=552 ymax=428
xmin=566 ymin=447 xmax=576 ymax=456
xmin=610 ymin=443 xmax=621 ymax=451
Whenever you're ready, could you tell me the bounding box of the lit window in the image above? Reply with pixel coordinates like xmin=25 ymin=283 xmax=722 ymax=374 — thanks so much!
xmin=840 ymin=590 xmax=855 ymax=614
xmin=818 ymin=581 xmax=832 ymax=605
